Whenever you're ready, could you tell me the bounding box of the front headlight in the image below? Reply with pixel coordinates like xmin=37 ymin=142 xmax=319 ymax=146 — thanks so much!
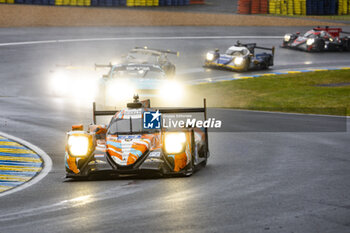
xmin=164 ymin=132 xmax=186 ymax=154
xmin=306 ymin=38 xmax=315 ymax=46
xmin=159 ymin=80 xmax=184 ymax=102
xmin=106 ymin=80 xmax=135 ymax=102
xmin=68 ymin=135 xmax=90 ymax=157
xmin=234 ymin=57 xmax=244 ymax=66
xmin=206 ymin=53 xmax=215 ymax=61
xmin=284 ymin=34 xmax=291 ymax=42
xmin=50 ymin=71 xmax=69 ymax=96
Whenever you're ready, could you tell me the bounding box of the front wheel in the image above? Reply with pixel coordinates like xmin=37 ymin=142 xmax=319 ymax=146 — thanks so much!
xmin=241 ymin=58 xmax=250 ymax=72
xmin=315 ymin=40 xmax=325 ymax=51
xmin=167 ymin=66 xmax=176 ymax=77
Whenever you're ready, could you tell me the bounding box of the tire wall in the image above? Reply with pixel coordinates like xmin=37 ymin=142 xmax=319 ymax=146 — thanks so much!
xmin=238 ymin=0 xmax=349 ymax=15
xmin=0 ymin=0 xmax=196 ymax=6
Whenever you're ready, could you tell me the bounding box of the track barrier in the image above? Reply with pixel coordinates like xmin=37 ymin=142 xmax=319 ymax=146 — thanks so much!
xmin=2 ymin=0 xmax=192 ymax=6
xmin=239 ymin=0 xmax=349 ymax=15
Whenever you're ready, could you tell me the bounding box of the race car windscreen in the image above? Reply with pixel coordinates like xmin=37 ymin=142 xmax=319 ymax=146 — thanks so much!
xmin=111 ymin=66 xmax=165 ymax=79
xmin=108 ymin=118 xmax=141 ymax=134
xmin=304 ymin=30 xmax=318 ymax=38
xmin=225 ymin=47 xmax=249 ymax=56
xmin=107 ymin=118 xmax=158 ymax=134
xmin=127 ymin=52 xmax=159 ymax=63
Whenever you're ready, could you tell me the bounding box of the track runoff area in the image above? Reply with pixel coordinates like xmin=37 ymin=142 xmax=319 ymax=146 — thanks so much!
xmin=0 ymin=132 xmax=51 ymax=197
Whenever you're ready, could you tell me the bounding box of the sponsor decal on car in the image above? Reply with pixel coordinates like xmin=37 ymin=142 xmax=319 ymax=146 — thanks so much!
xmin=143 ymin=110 xmax=162 ymax=129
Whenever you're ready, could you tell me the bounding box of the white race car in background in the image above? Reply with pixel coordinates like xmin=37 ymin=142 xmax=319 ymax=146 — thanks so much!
xmin=95 ymin=63 xmax=184 ymax=107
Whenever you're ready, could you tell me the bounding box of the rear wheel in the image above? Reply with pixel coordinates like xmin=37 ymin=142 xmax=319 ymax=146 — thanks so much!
xmin=242 ymin=58 xmax=250 ymax=72
xmin=344 ymin=39 xmax=350 ymax=51
xmin=259 ymin=62 xmax=268 ymax=70
xmin=167 ymin=66 xmax=176 ymax=77
xmin=183 ymin=130 xmax=195 ymax=177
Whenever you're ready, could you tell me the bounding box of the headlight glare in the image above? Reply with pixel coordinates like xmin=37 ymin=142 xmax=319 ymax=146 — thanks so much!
xmin=306 ymin=38 xmax=315 ymax=46
xmin=106 ymin=80 xmax=135 ymax=102
xmin=164 ymin=132 xmax=186 ymax=154
xmin=206 ymin=53 xmax=215 ymax=61
xmin=68 ymin=135 xmax=90 ymax=157
xmin=234 ymin=57 xmax=244 ymax=66
xmin=284 ymin=34 xmax=291 ymax=42
xmin=159 ymin=81 xmax=184 ymax=102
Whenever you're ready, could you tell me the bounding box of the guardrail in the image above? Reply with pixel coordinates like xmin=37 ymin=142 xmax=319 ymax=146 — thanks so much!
xmin=0 ymin=0 xmax=195 ymax=6
xmin=238 ymin=0 xmax=349 ymax=15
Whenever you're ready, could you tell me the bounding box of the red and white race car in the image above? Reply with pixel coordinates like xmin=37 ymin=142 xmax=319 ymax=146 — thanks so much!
xmin=282 ymin=26 xmax=350 ymax=52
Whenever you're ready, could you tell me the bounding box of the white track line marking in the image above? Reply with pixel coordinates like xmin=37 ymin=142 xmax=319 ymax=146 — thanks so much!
xmin=0 ymin=36 xmax=282 ymax=47
xmin=218 ymin=108 xmax=350 ymax=118
xmin=0 ymin=132 xmax=52 ymax=198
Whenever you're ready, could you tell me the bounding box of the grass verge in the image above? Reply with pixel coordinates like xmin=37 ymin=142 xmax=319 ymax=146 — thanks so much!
xmin=190 ymin=69 xmax=350 ymax=116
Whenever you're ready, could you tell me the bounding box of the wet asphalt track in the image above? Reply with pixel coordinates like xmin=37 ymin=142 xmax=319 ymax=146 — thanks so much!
xmin=0 ymin=26 xmax=350 ymax=233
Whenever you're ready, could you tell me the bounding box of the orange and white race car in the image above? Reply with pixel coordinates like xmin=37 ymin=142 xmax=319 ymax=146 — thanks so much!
xmin=65 ymin=96 xmax=209 ymax=179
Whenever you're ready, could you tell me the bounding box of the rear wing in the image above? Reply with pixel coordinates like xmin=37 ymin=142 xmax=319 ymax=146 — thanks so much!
xmin=313 ymin=26 xmax=350 ymax=37
xmin=94 ymin=63 xmax=113 ymax=70
xmin=255 ymin=46 xmax=275 ymax=56
xmin=92 ymin=102 xmax=118 ymax=124
xmin=133 ymin=47 xmax=180 ymax=56
xmin=92 ymin=99 xmax=207 ymax=124
xmin=235 ymin=42 xmax=275 ymax=56
xmin=92 ymin=99 xmax=208 ymax=150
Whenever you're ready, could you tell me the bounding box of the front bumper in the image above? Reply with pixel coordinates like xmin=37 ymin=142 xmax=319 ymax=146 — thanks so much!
xmin=204 ymin=61 xmax=246 ymax=72
xmin=65 ymin=151 xmax=186 ymax=178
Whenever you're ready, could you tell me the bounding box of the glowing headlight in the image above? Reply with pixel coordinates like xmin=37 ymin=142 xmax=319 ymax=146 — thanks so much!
xmin=106 ymin=80 xmax=135 ymax=102
xmin=284 ymin=34 xmax=291 ymax=42
xmin=111 ymin=60 xmax=120 ymax=65
xmin=71 ymin=78 xmax=97 ymax=101
xmin=234 ymin=57 xmax=244 ymax=66
xmin=164 ymin=132 xmax=186 ymax=154
xmin=50 ymin=71 xmax=69 ymax=96
xmin=306 ymin=38 xmax=315 ymax=46
xmin=159 ymin=81 xmax=184 ymax=102
xmin=50 ymin=70 xmax=98 ymax=101
xmin=68 ymin=135 xmax=90 ymax=157
xmin=206 ymin=53 xmax=215 ymax=61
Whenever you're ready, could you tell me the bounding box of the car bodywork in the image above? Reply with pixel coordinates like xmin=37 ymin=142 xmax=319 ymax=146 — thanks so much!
xmin=94 ymin=63 xmax=184 ymax=107
xmin=282 ymin=27 xmax=350 ymax=52
xmin=94 ymin=48 xmax=181 ymax=107
xmin=204 ymin=42 xmax=275 ymax=72
xmin=126 ymin=47 xmax=178 ymax=76
xmin=65 ymin=98 xmax=209 ymax=179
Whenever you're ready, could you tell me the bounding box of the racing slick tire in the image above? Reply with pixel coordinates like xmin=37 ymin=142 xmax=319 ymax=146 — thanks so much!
xmin=242 ymin=58 xmax=250 ymax=72
xmin=167 ymin=66 xmax=176 ymax=77
xmin=344 ymin=40 xmax=350 ymax=51
xmin=259 ymin=62 xmax=269 ymax=70
xmin=315 ymin=39 xmax=325 ymax=52
xmin=183 ymin=130 xmax=196 ymax=177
